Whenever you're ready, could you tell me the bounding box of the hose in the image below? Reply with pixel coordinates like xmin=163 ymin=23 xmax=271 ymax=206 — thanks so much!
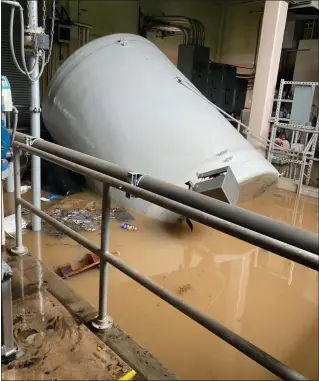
xmin=9 ymin=5 xmax=45 ymax=82
xmin=194 ymin=19 xmax=204 ymax=46
xmin=10 ymin=105 xmax=18 ymax=145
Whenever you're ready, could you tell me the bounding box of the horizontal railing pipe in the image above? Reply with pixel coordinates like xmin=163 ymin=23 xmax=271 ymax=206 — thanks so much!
xmin=138 ymin=175 xmax=319 ymax=255
xmin=17 ymin=197 xmax=308 ymax=381
xmin=14 ymin=142 xmax=319 ymax=271
xmin=13 ymin=131 xmax=319 ymax=254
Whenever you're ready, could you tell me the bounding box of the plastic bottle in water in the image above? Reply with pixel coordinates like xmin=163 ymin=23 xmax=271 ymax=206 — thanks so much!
xmin=121 ymin=223 xmax=139 ymax=232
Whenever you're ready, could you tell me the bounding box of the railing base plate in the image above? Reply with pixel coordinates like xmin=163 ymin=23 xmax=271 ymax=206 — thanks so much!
xmin=91 ymin=316 xmax=113 ymax=331
xmin=10 ymin=246 xmax=28 ymax=256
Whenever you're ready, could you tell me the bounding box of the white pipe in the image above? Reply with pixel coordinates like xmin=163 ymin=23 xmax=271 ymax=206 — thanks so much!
xmin=28 ymin=0 xmax=41 ymax=231
xmin=1 ymin=0 xmax=22 ymax=8
xmin=8 ymin=5 xmax=45 ymax=81
xmin=5 ymin=161 xmax=14 ymax=193
xmin=5 ymin=106 xmax=18 ymax=193
xmin=1 ymin=182 xmax=5 ymax=246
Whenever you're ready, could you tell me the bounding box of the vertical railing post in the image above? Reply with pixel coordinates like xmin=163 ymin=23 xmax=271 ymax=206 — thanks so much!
xmin=10 ymin=147 xmax=28 ymax=256
xmin=1 ymin=261 xmax=23 ymax=364
xmin=92 ymin=184 xmax=113 ymax=330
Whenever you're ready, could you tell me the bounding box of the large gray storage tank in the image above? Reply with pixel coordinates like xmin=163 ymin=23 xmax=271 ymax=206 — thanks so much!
xmin=43 ymin=33 xmax=278 ymax=222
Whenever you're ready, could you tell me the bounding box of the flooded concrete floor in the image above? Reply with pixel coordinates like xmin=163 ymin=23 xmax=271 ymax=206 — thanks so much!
xmin=2 ymin=290 xmax=131 ymax=380
xmin=6 ymin=188 xmax=319 ymax=380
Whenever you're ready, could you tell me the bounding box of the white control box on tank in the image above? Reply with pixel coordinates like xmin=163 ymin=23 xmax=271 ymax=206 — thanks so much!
xmin=43 ymin=34 xmax=279 ymax=222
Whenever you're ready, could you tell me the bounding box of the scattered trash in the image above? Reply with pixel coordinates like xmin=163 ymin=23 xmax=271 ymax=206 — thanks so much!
xmin=57 ymin=253 xmax=100 ymax=279
xmin=111 ymin=206 xmax=134 ymax=221
xmin=21 ymin=208 xmax=29 ymax=215
xmin=46 ymin=208 xmax=102 ymax=232
xmin=4 ymin=214 xmax=27 ymax=234
xmin=121 ymin=223 xmax=139 ymax=232
xmin=119 ymin=370 xmax=137 ymax=381
xmin=48 ymin=194 xmax=62 ymax=201
xmin=177 ymin=284 xmax=192 ymax=294
xmin=41 ymin=194 xmax=62 ymax=202
xmin=20 ymin=185 xmax=31 ymax=194
xmin=44 ymin=199 xmax=134 ymax=235
xmin=96 ymin=346 xmax=102 ymax=352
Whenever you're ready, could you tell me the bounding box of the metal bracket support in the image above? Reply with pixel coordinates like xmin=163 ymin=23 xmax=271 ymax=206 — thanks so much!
xmin=29 ymin=107 xmax=41 ymax=113
xmin=125 ymin=172 xmax=143 ymax=199
xmin=23 ymin=136 xmax=40 ymax=156
xmin=1 ymin=262 xmax=24 ymax=364
xmin=25 ymin=136 xmax=40 ymax=147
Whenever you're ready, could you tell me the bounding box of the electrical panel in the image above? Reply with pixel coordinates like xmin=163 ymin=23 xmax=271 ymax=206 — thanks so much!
xmin=232 ymin=78 xmax=248 ymax=115
xmin=177 ymin=45 xmax=210 ymax=94
xmin=205 ymin=62 xmax=237 ymax=113
xmin=54 ymin=23 xmax=72 ymax=44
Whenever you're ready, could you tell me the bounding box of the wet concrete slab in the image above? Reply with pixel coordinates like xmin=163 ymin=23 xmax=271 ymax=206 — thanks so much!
xmin=2 ymin=290 xmax=131 ymax=380
xmin=4 ymin=252 xmax=177 ymax=381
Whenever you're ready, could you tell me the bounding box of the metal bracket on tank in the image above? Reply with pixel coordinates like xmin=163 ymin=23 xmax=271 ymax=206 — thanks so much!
xmin=188 ymin=166 xmax=240 ymax=205
xmin=23 ymin=136 xmax=41 ymax=156
xmin=126 ymin=172 xmax=143 ymax=199
xmin=25 ymin=136 xmax=40 ymax=147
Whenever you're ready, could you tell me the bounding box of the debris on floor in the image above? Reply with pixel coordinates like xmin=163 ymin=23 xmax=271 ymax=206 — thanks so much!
xmin=177 ymin=284 xmax=192 ymax=294
xmin=21 ymin=207 xmax=30 ymax=216
xmin=44 ymin=197 xmax=135 ymax=236
xmin=111 ymin=206 xmax=134 ymax=221
xmin=20 ymin=185 xmax=31 ymax=194
xmin=46 ymin=208 xmax=102 ymax=232
xmin=119 ymin=370 xmax=137 ymax=381
xmin=4 ymin=214 xmax=27 ymax=234
xmin=121 ymin=223 xmax=139 ymax=232
xmin=41 ymin=194 xmax=62 ymax=202
xmin=57 ymin=253 xmax=100 ymax=279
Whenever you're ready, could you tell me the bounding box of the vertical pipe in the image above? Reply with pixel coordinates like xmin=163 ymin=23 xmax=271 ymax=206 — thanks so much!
xmin=1 ymin=274 xmax=17 ymax=358
xmin=6 ymin=160 xmax=15 ymax=193
xmin=1 ymin=182 xmax=5 ymax=246
xmin=11 ymin=147 xmax=28 ymax=256
xmin=13 ymin=147 xmax=22 ymax=248
xmin=298 ymin=158 xmax=306 ymax=195
xmin=28 ymin=0 xmax=41 ymax=231
xmin=92 ymin=184 xmax=113 ymax=330
xmin=216 ymin=3 xmax=227 ymax=62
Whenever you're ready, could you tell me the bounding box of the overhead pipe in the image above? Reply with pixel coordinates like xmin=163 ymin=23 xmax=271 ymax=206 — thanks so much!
xmin=146 ymin=16 xmax=200 ymax=45
xmin=12 ymin=131 xmax=319 ymax=255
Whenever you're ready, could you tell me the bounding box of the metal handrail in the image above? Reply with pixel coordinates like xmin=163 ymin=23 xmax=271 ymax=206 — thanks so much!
xmin=10 ymin=134 xmax=318 ymax=380
xmin=12 ymin=132 xmax=319 ymax=255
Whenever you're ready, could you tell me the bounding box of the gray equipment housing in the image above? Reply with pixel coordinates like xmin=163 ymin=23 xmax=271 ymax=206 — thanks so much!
xmin=189 ymin=166 xmax=240 ymax=205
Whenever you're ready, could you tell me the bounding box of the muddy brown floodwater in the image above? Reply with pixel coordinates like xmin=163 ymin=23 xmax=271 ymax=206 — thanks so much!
xmin=12 ymin=187 xmax=318 ymax=380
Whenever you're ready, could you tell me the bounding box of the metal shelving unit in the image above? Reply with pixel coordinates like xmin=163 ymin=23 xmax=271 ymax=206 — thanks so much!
xmin=268 ymin=79 xmax=319 ymax=193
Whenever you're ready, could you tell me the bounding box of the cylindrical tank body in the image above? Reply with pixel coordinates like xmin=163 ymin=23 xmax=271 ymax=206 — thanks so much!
xmin=43 ymin=34 xmax=278 ymax=222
